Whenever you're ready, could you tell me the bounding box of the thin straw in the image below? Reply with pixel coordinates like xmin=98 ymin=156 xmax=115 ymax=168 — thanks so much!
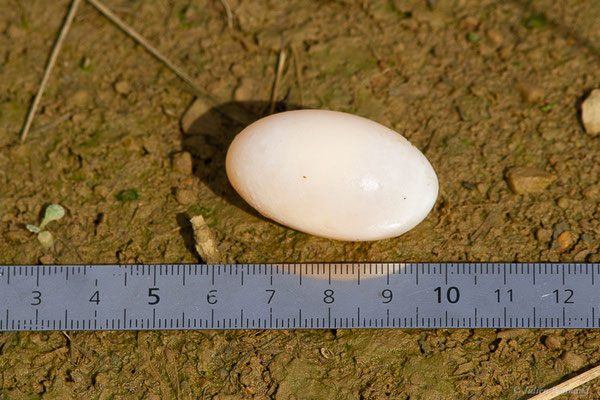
xmin=85 ymin=0 xmax=213 ymax=103
xmin=20 ymin=0 xmax=82 ymax=143
xmin=528 ymin=364 xmax=600 ymax=400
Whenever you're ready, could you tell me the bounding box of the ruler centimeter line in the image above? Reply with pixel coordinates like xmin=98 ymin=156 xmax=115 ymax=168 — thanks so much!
xmin=0 ymin=263 xmax=599 ymax=331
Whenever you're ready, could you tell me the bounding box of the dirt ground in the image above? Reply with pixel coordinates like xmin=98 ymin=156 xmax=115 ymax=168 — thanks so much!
xmin=1 ymin=0 xmax=600 ymax=398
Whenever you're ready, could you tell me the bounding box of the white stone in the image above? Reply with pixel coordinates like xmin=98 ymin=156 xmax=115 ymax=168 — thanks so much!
xmin=225 ymin=110 xmax=439 ymax=241
xmin=582 ymin=89 xmax=600 ymax=136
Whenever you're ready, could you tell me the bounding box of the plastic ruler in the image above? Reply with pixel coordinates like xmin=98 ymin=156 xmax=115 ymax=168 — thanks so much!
xmin=1 ymin=263 xmax=599 ymax=331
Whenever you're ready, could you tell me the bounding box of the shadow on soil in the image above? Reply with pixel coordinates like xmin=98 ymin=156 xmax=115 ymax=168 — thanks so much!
xmin=176 ymin=101 xmax=306 ymax=259
xmin=180 ymin=100 xmax=304 ymax=219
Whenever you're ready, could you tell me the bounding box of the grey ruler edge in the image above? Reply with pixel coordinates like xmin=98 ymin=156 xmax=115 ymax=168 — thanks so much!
xmin=1 ymin=263 xmax=598 ymax=331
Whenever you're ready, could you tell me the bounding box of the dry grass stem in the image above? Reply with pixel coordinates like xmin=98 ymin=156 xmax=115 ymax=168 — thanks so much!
xmin=30 ymin=113 xmax=72 ymax=135
xmin=62 ymin=331 xmax=95 ymax=360
xmin=269 ymin=49 xmax=287 ymax=114
xmin=20 ymin=0 xmax=82 ymax=143
xmin=528 ymin=364 xmax=600 ymax=400
xmin=218 ymin=0 xmax=233 ymax=29
xmin=21 ymin=0 xmax=218 ymax=143
xmin=86 ymin=0 xmax=211 ymax=102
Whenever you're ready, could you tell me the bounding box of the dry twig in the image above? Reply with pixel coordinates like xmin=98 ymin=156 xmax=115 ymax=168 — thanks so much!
xmin=269 ymin=49 xmax=287 ymax=114
xmin=527 ymin=364 xmax=600 ymax=400
xmin=190 ymin=215 xmax=221 ymax=264
xmin=218 ymin=0 xmax=233 ymax=30
xmin=21 ymin=0 xmax=217 ymax=143
xmin=86 ymin=0 xmax=206 ymax=97
xmin=20 ymin=0 xmax=82 ymax=143
xmin=62 ymin=331 xmax=95 ymax=360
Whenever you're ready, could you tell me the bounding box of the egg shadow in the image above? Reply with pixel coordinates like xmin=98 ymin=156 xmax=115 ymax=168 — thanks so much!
xmin=181 ymin=100 xmax=304 ymax=221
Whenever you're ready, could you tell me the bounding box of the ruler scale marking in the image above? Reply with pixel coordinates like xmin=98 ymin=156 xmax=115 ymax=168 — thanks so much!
xmin=1 ymin=263 xmax=599 ymax=331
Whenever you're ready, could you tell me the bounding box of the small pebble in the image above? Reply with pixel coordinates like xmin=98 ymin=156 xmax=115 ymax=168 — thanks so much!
xmin=498 ymin=46 xmax=512 ymax=60
xmin=175 ymin=188 xmax=196 ymax=205
xmin=582 ymin=89 xmax=600 ymax=136
xmin=573 ymin=250 xmax=589 ymax=261
xmin=540 ymin=127 xmax=563 ymax=141
xmin=450 ymin=330 xmax=472 ymax=343
xmin=39 ymin=254 xmax=56 ymax=265
xmin=71 ymin=113 xmax=86 ymax=124
xmin=319 ymin=347 xmax=334 ymax=359
xmin=114 ymin=80 xmax=131 ymax=95
xmin=535 ymin=228 xmax=552 ymax=243
xmin=68 ymin=90 xmax=91 ymax=109
xmin=171 ymin=151 xmax=193 ymax=175
xmin=516 ymin=82 xmax=545 ymax=104
xmin=583 ymin=337 xmax=600 ymax=348
xmin=476 ymin=183 xmax=488 ymax=195
xmin=463 ymin=16 xmax=479 ymax=30
xmin=453 ymin=362 xmax=474 ymax=376
xmin=6 ymin=23 xmax=25 ymax=40
xmin=553 ymin=221 xmax=570 ymax=234
xmin=485 ymin=28 xmax=504 ymax=46
xmin=496 ymin=329 xmax=529 ymax=340
xmin=561 ymin=351 xmax=585 ymax=370
xmin=142 ymin=138 xmax=162 ymax=156
xmin=505 ymin=167 xmax=556 ymax=194
xmin=543 ymin=335 xmax=562 ymax=349
xmin=556 ymin=197 xmax=570 ymax=209
xmin=233 ymin=78 xmax=257 ymax=102
xmin=93 ymin=185 xmax=110 ymax=198
xmin=3 ymin=230 xmax=29 ymax=243
xmin=180 ymin=176 xmax=194 ymax=186
xmin=556 ymin=231 xmax=573 ymax=252
xmin=582 ymin=184 xmax=600 ymax=200
xmin=578 ymin=219 xmax=593 ymax=231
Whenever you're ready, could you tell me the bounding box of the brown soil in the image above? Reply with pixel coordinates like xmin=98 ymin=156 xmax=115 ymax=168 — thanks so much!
xmin=1 ymin=0 xmax=600 ymax=398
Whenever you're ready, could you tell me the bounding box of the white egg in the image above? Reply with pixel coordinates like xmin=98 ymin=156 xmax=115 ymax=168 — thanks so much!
xmin=225 ymin=110 xmax=438 ymax=241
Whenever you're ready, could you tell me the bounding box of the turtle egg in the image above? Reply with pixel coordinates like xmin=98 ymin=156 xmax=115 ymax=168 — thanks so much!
xmin=225 ymin=110 xmax=438 ymax=241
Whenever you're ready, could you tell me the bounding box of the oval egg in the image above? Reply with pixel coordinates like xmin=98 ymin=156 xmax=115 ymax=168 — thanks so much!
xmin=225 ymin=110 xmax=438 ymax=241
